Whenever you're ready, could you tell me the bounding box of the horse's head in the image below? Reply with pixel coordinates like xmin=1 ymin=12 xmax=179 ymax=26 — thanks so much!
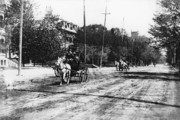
xmin=57 ymin=57 xmax=62 ymax=64
xmin=57 ymin=56 xmax=66 ymax=66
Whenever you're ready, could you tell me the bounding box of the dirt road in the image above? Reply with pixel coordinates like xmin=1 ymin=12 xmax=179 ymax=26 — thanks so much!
xmin=0 ymin=64 xmax=180 ymax=120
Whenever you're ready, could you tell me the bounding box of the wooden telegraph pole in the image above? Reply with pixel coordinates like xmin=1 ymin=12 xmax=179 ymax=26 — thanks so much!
xmin=122 ymin=18 xmax=124 ymax=41
xmin=18 ymin=0 xmax=23 ymax=76
xmin=100 ymin=0 xmax=110 ymax=68
xmin=83 ymin=0 xmax=87 ymax=63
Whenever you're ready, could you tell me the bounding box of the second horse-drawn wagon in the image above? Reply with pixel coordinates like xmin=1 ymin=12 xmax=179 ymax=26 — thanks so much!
xmin=115 ymin=59 xmax=130 ymax=72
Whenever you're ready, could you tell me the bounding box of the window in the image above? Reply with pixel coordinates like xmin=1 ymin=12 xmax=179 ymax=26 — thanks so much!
xmin=70 ymin=25 xmax=72 ymax=30
xmin=1 ymin=60 xmax=3 ymax=65
xmin=0 ymin=15 xmax=3 ymax=28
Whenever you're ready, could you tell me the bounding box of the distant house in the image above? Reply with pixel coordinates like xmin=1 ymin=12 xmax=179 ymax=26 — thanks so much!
xmin=0 ymin=0 xmax=18 ymax=68
xmin=131 ymin=31 xmax=139 ymax=40
xmin=34 ymin=17 xmax=79 ymax=49
xmin=56 ymin=19 xmax=79 ymax=49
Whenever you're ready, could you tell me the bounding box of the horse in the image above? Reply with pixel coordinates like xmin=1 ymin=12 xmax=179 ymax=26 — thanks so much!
xmin=119 ymin=59 xmax=129 ymax=71
xmin=57 ymin=56 xmax=71 ymax=86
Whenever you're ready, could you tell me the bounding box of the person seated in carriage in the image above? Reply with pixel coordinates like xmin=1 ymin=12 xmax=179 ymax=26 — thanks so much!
xmin=65 ymin=49 xmax=74 ymax=62
xmin=65 ymin=49 xmax=81 ymax=71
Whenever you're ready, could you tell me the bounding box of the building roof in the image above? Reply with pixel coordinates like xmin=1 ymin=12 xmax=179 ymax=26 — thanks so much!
xmin=56 ymin=20 xmax=79 ymax=34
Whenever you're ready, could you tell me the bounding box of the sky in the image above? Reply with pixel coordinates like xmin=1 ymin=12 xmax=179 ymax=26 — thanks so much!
xmin=32 ymin=0 xmax=158 ymax=37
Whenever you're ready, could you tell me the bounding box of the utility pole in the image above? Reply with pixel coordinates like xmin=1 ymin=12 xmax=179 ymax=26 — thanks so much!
xmin=122 ymin=17 xmax=124 ymax=41
xmin=100 ymin=0 xmax=110 ymax=68
xmin=83 ymin=0 xmax=87 ymax=63
xmin=121 ymin=17 xmax=124 ymax=59
xmin=122 ymin=18 xmax=128 ymax=59
xmin=18 ymin=0 xmax=23 ymax=76
xmin=173 ymin=44 xmax=176 ymax=66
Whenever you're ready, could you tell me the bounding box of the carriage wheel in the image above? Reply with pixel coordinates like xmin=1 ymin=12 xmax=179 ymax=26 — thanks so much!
xmin=79 ymin=71 xmax=83 ymax=83
xmin=82 ymin=68 xmax=88 ymax=82
xmin=65 ymin=71 xmax=71 ymax=85
xmin=124 ymin=66 xmax=129 ymax=72
xmin=124 ymin=67 xmax=127 ymax=72
xmin=59 ymin=72 xmax=63 ymax=86
xmin=83 ymin=73 xmax=88 ymax=82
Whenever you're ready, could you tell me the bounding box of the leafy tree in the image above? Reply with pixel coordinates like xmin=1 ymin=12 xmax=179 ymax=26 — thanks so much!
xmin=5 ymin=1 xmax=64 ymax=65
xmin=30 ymin=11 xmax=64 ymax=64
xmin=76 ymin=24 xmax=110 ymax=65
xmin=76 ymin=24 xmax=160 ymax=66
xmin=149 ymin=0 xmax=180 ymax=65
xmin=5 ymin=0 xmax=36 ymax=65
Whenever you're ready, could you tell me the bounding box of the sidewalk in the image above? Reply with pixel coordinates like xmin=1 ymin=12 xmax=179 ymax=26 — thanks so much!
xmin=1 ymin=67 xmax=54 ymax=89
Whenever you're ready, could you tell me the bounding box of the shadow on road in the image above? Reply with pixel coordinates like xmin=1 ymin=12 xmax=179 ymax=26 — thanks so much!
xmin=124 ymin=72 xmax=179 ymax=76
xmin=122 ymin=72 xmax=179 ymax=81
xmin=14 ymin=89 xmax=180 ymax=109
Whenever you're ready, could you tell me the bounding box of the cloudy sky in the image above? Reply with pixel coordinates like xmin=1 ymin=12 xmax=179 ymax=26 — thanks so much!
xmin=33 ymin=0 xmax=158 ymax=37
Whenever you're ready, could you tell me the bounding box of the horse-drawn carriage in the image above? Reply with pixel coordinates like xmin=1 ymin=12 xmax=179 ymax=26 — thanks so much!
xmin=115 ymin=59 xmax=130 ymax=71
xmin=52 ymin=49 xmax=88 ymax=86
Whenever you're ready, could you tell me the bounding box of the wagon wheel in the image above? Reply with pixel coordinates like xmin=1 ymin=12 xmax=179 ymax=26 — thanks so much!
xmin=79 ymin=71 xmax=83 ymax=83
xmin=124 ymin=67 xmax=127 ymax=72
xmin=81 ymin=68 xmax=88 ymax=82
xmin=84 ymin=68 xmax=88 ymax=82
xmin=124 ymin=65 xmax=129 ymax=72
xmin=59 ymin=71 xmax=63 ymax=86
xmin=64 ymin=71 xmax=71 ymax=85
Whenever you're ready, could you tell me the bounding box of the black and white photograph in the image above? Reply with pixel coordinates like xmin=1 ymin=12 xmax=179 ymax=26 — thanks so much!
xmin=0 ymin=0 xmax=180 ymax=119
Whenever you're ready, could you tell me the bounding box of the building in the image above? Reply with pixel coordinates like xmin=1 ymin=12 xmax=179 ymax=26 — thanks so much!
xmin=56 ymin=19 xmax=79 ymax=49
xmin=44 ymin=6 xmax=79 ymax=49
xmin=0 ymin=0 xmax=7 ymax=68
xmin=131 ymin=31 xmax=139 ymax=40
xmin=0 ymin=0 xmax=17 ymax=68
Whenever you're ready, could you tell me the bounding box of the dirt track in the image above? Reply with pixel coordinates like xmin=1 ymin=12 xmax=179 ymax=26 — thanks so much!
xmin=0 ymin=64 xmax=180 ymax=120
